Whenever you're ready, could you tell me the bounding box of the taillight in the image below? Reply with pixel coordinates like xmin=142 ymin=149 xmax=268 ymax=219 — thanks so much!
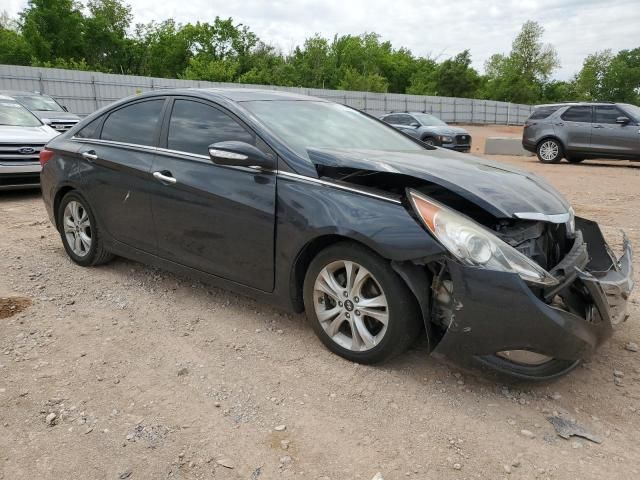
xmin=39 ymin=148 xmax=55 ymax=166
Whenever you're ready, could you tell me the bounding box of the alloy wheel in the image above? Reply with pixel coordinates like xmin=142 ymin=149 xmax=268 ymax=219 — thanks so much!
xmin=313 ymin=260 xmax=389 ymax=352
xmin=63 ymin=200 xmax=92 ymax=257
xmin=539 ymin=140 xmax=559 ymax=162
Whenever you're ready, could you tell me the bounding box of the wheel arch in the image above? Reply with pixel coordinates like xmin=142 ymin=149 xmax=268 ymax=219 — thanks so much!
xmin=53 ymin=185 xmax=77 ymax=229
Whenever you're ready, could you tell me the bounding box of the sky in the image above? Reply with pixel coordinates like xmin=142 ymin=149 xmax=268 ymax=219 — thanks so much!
xmin=4 ymin=0 xmax=640 ymax=79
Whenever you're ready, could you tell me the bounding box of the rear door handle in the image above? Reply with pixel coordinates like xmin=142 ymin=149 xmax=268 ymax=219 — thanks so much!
xmin=153 ymin=171 xmax=177 ymax=185
xmin=593 ymin=125 xmax=604 ymax=129
xmin=81 ymin=150 xmax=98 ymax=161
xmin=554 ymin=122 xmax=564 ymax=126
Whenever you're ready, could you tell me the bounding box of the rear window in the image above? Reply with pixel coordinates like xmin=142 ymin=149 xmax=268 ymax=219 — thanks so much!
xmin=101 ymin=99 xmax=165 ymax=146
xmin=528 ymin=106 xmax=561 ymax=120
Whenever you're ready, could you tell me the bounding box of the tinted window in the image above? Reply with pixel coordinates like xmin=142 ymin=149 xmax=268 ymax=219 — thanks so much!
xmin=383 ymin=114 xmax=400 ymax=124
xmin=167 ymin=100 xmax=254 ymax=156
xmin=561 ymin=106 xmax=592 ymax=123
xmin=75 ymin=118 xmax=101 ymax=139
xmin=528 ymin=106 xmax=561 ymax=120
xmin=395 ymin=115 xmax=412 ymax=125
xmin=594 ymin=106 xmax=624 ymax=124
xmin=101 ymin=99 xmax=164 ymax=146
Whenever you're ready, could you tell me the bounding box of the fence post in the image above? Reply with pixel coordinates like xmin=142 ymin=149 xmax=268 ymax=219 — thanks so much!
xmin=91 ymin=75 xmax=98 ymax=110
xmin=364 ymin=93 xmax=368 ymax=113
xmin=424 ymin=98 xmax=427 ymax=113
xmin=38 ymin=72 xmax=44 ymax=93
xmin=471 ymin=100 xmax=474 ymax=124
xmin=384 ymin=95 xmax=387 ymax=112
xmin=507 ymin=103 xmax=511 ymax=126
xmin=453 ymin=98 xmax=456 ymax=123
xmin=404 ymin=97 xmax=408 ymax=112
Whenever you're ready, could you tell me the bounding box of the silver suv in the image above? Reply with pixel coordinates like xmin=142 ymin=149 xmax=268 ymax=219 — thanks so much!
xmin=522 ymin=102 xmax=640 ymax=163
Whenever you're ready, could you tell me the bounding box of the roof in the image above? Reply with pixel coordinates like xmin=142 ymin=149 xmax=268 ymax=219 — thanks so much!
xmin=199 ymin=88 xmax=322 ymax=102
xmin=535 ymin=101 xmax=618 ymax=108
xmin=0 ymin=90 xmax=42 ymax=96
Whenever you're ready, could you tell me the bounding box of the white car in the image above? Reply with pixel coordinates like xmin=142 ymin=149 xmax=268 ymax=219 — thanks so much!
xmin=0 ymin=95 xmax=59 ymax=190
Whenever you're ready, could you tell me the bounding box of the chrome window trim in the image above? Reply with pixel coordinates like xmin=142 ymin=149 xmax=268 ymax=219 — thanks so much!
xmin=71 ymin=137 xmax=158 ymax=152
xmin=513 ymin=212 xmax=571 ymax=223
xmin=277 ymin=171 xmax=401 ymax=205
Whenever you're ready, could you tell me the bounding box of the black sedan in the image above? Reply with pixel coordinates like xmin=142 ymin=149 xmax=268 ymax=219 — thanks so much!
xmin=39 ymin=89 xmax=634 ymax=380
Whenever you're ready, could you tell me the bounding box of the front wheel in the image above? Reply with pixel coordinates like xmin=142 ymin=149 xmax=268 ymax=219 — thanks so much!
xmin=303 ymin=242 xmax=422 ymax=364
xmin=536 ymin=139 xmax=563 ymax=163
xmin=422 ymin=137 xmax=436 ymax=146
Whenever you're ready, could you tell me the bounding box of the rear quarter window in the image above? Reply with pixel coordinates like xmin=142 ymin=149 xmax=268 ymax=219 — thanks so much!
xmin=528 ymin=106 xmax=561 ymax=120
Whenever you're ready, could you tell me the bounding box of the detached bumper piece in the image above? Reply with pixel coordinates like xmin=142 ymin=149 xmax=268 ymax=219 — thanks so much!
xmin=431 ymin=216 xmax=633 ymax=380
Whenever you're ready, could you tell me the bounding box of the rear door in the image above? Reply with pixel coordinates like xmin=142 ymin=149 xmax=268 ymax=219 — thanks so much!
xmin=149 ymin=97 xmax=276 ymax=291
xmin=558 ymin=106 xmax=593 ymax=152
xmin=591 ymin=105 xmax=639 ymax=157
xmin=76 ymin=98 xmax=166 ymax=253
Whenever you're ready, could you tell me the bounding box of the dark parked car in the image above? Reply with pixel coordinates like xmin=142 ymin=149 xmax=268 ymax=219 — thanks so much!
xmin=380 ymin=112 xmax=471 ymax=151
xmin=40 ymin=89 xmax=633 ymax=380
xmin=1 ymin=90 xmax=81 ymax=132
xmin=523 ymin=102 xmax=640 ymax=163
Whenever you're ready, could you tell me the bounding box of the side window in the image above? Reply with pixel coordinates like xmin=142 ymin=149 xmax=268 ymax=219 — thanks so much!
xmin=561 ymin=106 xmax=592 ymax=123
xmin=594 ymin=106 xmax=623 ymax=124
xmin=101 ymin=99 xmax=165 ymax=146
xmin=528 ymin=106 xmax=561 ymax=120
xmin=383 ymin=114 xmax=398 ymax=124
xmin=75 ymin=118 xmax=102 ymax=139
xmin=396 ymin=115 xmax=411 ymax=126
xmin=407 ymin=116 xmax=419 ymax=125
xmin=167 ymin=99 xmax=255 ymax=156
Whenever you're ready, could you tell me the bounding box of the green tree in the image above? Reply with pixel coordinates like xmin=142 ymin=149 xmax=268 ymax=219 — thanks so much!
xmin=406 ymin=58 xmax=438 ymax=95
xmin=0 ymin=12 xmax=32 ymax=65
xmin=337 ymin=67 xmax=388 ymax=92
xmin=573 ymin=50 xmax=613 ymax=100
xmin=430 ymin=50 xmax=480 ymax=98
xmin=20 ymin=0 xmax=85 ymax=62
xmin=482 ymin=21 xmax=559 ymax=103
xmin=83 ymin=0 xmax=133 ymax=73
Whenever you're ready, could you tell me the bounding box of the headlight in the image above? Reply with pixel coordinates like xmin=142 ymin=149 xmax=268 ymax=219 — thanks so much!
xmin=439 ymin=135 xmax=453 ymax=143
xmin=408 ymin=190 xmax=558 ymax=286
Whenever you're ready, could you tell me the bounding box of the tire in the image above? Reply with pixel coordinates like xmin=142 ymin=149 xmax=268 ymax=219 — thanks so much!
xmin=303 ymin=241 xmax=422 ymax=364
xmin=536 ymin=139 xmax=563 ymax=163
xmin=567 ymin=157 xmax=585 ymax=164
xmin=478 ymin=354 xmax=581 ymax=381
xmin=57 ymin=191 xmax=114 ymax=267
xmin=422 ymin=137 xmax=436 ymax=146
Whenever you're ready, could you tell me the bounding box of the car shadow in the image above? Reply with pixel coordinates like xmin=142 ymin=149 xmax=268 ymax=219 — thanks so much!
xmin=0 ymin=188 xmax=42 ymax=201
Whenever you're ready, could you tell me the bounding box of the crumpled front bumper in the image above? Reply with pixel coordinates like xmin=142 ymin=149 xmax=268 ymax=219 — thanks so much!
xmin=430 ymin=217 xmax=634 ymax=375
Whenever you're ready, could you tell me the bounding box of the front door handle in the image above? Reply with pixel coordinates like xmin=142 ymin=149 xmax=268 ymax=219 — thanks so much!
xmin=593 ymin=125 xmax=604 ymax=129
xmin=153 ymin=171 xmax=177 ymax=185
xmin=554 ymin=122 xmax=564 ymax=126
xmin=81 ymin=150 xmax=98 ymax=161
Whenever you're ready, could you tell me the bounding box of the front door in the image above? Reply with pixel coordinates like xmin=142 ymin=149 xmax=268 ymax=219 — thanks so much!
xmin=591 ymin=105 xmax=640 ymax=157
xmin=149 ymin=97 xmax=276 ymax=292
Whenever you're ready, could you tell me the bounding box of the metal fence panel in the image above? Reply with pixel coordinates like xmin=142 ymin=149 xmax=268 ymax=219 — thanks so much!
xmin=0 ymin=64 xmax=533 ymax=123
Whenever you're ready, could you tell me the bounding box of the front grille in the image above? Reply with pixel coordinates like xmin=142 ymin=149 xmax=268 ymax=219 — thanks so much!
xmin=455 ymin=134 xmax=471 ymax=145
xmin=0 ymin=143 xmax=45 ymax=162
xmin=0 ymin=172 xmax=40 ymax=187
xmin=49 ymin=120 xmax=78 ymax=132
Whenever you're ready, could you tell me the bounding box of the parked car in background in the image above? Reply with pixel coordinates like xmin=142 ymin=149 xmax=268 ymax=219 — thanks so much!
xmin=380 ymin=112 xmax=472 ymax=152
xmin=0 ymin=90 xmax=81 ymax=133
xmin=523 ymin=102 xmax=640 ymax=163
xmin=40 ymin=89 xmax=633 ymax=380
xmin=0 ymin=95 xmax=59 ymax=190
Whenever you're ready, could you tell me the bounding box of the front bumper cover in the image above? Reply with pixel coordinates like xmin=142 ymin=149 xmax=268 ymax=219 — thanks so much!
xmin=430 ymin=217 xmax=634 ymax=372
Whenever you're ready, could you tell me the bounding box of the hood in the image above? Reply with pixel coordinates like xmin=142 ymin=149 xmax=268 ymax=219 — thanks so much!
xmin=420 ymin=125 xmax=468 ymax=135
xmin=306 ymin=147 xmax=570 ymax=219
xmin=31 ymin=110 xmax=80 ymax=121
xmin=0 ymin=125 xmax=60 ymax=143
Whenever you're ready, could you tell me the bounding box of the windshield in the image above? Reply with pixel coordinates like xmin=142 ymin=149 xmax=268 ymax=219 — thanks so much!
xmin=15 ymin=94 xmax=64 ymax=112
xmin=413 ymin=113 xmax=447 ymax=126
xmin=243 ymin=100 xmax=424 ymax=158
xmin=0 ymin=101 xmax=42 ymax=127
xmin=621 ymin=104 xmax=640 ymax=121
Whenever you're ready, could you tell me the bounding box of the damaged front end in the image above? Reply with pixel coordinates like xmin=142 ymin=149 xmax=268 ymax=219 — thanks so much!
xmin=310 ymin=147 xmax=634 ymax=379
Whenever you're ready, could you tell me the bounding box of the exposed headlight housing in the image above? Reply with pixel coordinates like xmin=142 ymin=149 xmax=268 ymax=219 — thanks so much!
xmin=439 ymin=135 xmax=453 ymax=143
xmin=408 ymin=190 xmax=558 ymax=286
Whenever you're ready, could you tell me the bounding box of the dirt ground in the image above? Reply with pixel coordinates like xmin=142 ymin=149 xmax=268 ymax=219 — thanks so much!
xmin=1 ymin=125 xmax=639 ymax=480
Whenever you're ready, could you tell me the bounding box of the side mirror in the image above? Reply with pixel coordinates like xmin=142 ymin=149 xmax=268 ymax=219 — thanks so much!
xmin=62 ymin=105 xmax=69 ymax=112
xmin=409 ymin=122 xmax=420 ymax=128
xmin=616 ymin=116 xmax=630 ymax=125
xmin=208 ymin=141 xmax=273 ymax=169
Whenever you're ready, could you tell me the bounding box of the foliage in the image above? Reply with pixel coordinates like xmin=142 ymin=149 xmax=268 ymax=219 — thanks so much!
xmin=1 ymin=3 xmax=638 ymax=105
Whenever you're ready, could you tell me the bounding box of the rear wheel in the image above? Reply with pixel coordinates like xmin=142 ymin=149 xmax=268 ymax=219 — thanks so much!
xmin=303 ymin=242 xmax=422 ymax=364
xmin=57 ymin=191 xmax=114 ymax=266
xmin=536 ymin=139 xmax=563 ymax=163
